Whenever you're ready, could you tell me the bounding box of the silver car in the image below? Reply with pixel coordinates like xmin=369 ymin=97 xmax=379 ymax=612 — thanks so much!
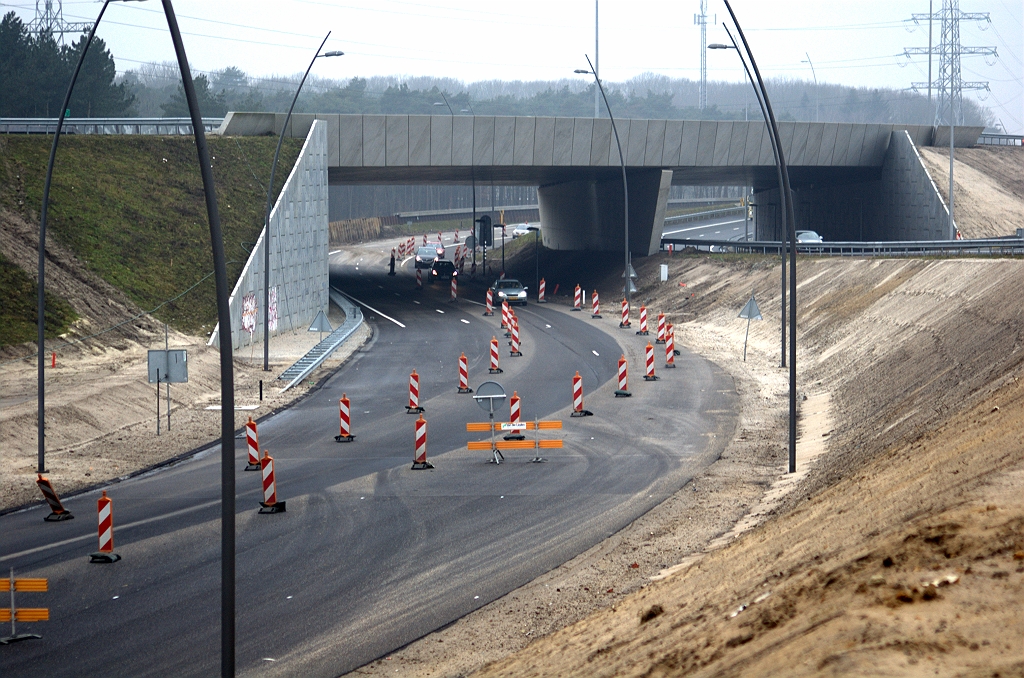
xmin=491 ymin=278 xmax=528 ymax=306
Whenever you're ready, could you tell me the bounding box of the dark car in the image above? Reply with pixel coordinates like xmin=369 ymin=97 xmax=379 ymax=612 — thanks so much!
xmin=491 ymin=278 xmax=528 ymax=306
xmin=414 ymin=245 xmax=440 ymax=269
xmin=429 ymin=259 xmax=458 ymax=282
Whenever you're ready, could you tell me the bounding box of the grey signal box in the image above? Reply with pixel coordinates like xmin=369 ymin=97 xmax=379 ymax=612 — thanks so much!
xmin=148 ymin=349 xmax=189 ymax=384
xmin=476 ymin=215 xmax=492 ymax=247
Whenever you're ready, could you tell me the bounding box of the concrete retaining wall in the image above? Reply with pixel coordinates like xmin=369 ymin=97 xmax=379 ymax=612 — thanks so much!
xmin=209 ymin=120 xmax=329 ymax=351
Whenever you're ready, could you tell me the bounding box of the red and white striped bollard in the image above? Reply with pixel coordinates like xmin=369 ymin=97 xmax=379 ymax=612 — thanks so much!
xmin=484 ymin=287 xmax=494 ymax=316
xmin=637 ymin=306 xmax=649 ymax=335
xmin=336 ymin=393 xmax=355 ymax=442
xmin=458 ymin=352 xmax=473 ymax=393
xmin=245 ymin=416 xmax=260 ymax=469
xmin=538 ymin=278 xmax=546 ymax=303
xmin=656 ymin=312 xmax=666 ymax=344
xmin=510 ymin=317 xmax=522 ymax=356
xmin=570 ymin=371 xmax=591 ymax=416
xmin=489 ymin=337 xmax=503 ymax=373
xmin=645 ymin=342 xmax=659 ymax=381
xmin=411 ymin=414 xmax=433 ymax=469
xmin=258 ymin=450 xmax=286 ymax=513
xmin=665 ymin=324 xmax=676 ymax=368
xmin=407 ymin=369 xmax=424 ymax=412
xmin=37 ymin=474 xmax=73 ymax=521
xmin=90 ymin=490 xmax=120 ymax=562
xmin=591 ymin=290 xmax=602 ymax=318
xmin=416 ymin=268 xmax=422 ymax=290
xmin=619 ymin=298 xmax=631 ymax=328
xmin=450 ymin=275 xmax=458 ymax=302
xmin=572 ymin=284 xmax=582 ymax=311
xmin=615 ymin=355 xmax=631 ymax=397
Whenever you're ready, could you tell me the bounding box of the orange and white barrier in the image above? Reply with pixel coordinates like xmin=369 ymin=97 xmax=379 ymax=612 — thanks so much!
xmin=619 ymin=298 xmax=631 ymax=328
xmin=422 ymin=234 xmax=428 ymax=246
xmin=510 ymin=316 xmax=522 ymax=356
xmin=407 ymin=369 xmax=424 ymax=413
xmin=665 ymin=323 xmax=676 ymax=368
xmin=645 ymin=342 xmax=659 ymax=381
xmin=484 ymin=288 xmax=494 ymax=316
xmin=336 ymin=394 xmax=355 ymax=442
xmin=503 ymin=390 xmax=527 ymax=441
xmin=36 ymin=474 xmax=73 ymax=521
xmin=458 ymin=352 xmax=473 ymax=393
xmin=572 ymin=284 xmax=582 ymax=311
xmin=437 ymin=230 xmax=442 ymax=242
xmin=398 ymin=241 xmax=406 ymax=257
xmin=637 ymin=306 xmax=649 ymax=335
xmin=89 ymin=491 xmax=120 ymax=563
xmin=454 ymin=229 xmax=459 ymax=243
xmin=489 ymin=336 xmax=503 ymax=374
xmin=450 ymin=276 xmax=458 ymax=301
xmin=656 ymin=312 xmax=666 ymax=344
xmin=245 ymin=416 xmax=260 ymax=470
xmin=411 ymin=414 xmax=433 ymax=469
xmin=538 ymin=278 xmax=546 ymax=303
xmin=258 ymin=450 xmax=286 ymax=513
xmin=615 ymin=355 xmax=631 ymax=397
xmin=570 ymin=371 xmax=592 ymax=417
xmin=500 ymin=300 xmax=510 ymax=329
xmin=416 ymin=268 xmax=423 ymax=289
xmin=407 ymin=237 xmax=415 ymax=254
xmin=591 ymin=290 xmax=602 ymax=318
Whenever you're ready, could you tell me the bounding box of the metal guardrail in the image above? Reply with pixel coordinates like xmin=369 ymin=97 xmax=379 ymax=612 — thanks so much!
xmin=0 ymin=117 xmax=224 ymax=135
xmin=278 ymin=288 xmax=364 ymax=392
xmin=977 ymin=133 xmax=1023 ymax=147
xmin=664 ymin=206 xmax=744 ymax=225
xmin=661 ymin=237 xmax=1024 ymax=257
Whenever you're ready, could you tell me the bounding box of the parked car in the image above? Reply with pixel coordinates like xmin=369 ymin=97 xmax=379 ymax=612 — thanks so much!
xmin=491 ymin=278 xmax=528 ymax=306
xmin=429 ymin=259 xmax=458 ymax=282
xmin=414 ymin=245 xmax=442 ymax=269
xmin=511 ymin=223 xmax=533 ymax=239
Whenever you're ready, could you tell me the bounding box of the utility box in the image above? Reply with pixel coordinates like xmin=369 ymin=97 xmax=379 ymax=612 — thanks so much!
xmin=148 ymin=349 xmax=188 ymax=383
xmin=660 ymin=264 xmax=668 ymax=282
xmin=476 ymin=215 xmax=492 ymax=247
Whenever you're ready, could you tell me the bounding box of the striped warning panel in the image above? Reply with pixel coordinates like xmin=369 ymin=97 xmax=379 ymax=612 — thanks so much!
xmin=15 ymin=608 xmax=50 ymax=622
xmin=467 ymin=440 xmax=563 ymax=451
xmin=466 ymin=421 xmax=563 ymax=432
xmin=13 ymin=579 xmax=47 ymax=592
xmin=538 ymin=440 xmax=564 ymax=448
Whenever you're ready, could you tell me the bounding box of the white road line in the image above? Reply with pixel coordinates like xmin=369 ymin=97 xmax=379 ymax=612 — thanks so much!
xmin=592 ymin=350 xmax=600 ymax=356
xmin=334 ymin=289 xmax=406 ymax=328
xmin=460 ymin=319 xmax=470 ymax=324
xmin=663 ymin=218 xmax=745 ymax=236
xmin=329 ymin=249 xmax=342 ymax=255
xmin=436 ymin=309 xmax=445 ymax=314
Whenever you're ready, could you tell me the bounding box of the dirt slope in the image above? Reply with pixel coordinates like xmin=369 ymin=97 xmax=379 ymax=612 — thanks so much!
xmin=918 ymin=145 xmax=1023 ymax=239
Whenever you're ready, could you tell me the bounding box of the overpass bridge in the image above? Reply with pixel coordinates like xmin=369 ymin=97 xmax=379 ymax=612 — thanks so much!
xmin=218 ymin=112 xmax=982 ymax=253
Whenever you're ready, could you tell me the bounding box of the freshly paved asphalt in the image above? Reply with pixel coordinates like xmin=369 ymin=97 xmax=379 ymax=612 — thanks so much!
xmin=0 ymin=252 xmax=736 ymax=677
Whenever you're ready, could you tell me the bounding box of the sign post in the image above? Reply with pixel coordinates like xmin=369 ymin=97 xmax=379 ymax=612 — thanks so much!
xmin=472 ymin=381 xmax=506 ymax=464
xmin=738 ymin=294 xmax=763 ymax=362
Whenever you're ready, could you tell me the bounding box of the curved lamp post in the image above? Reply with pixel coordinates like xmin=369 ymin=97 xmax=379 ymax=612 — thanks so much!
xmin=575 ymin=56 xmax=631 ymax=311
xmin=263 ymin=33 xmax=343 ymax=371
xmin=720 ymin=0 xmax=798 ymax=473
xmin=39 ymin=1 xmax=243 ymax=673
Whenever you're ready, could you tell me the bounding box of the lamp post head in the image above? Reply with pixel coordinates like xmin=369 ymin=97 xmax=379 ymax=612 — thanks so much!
xmin=574 ymin=69 xmax=592 ymax=74
xmin=707 ymin=43 xmax=734 ymax=50
xmin=322 ymin=50 xmax=345 ymax=57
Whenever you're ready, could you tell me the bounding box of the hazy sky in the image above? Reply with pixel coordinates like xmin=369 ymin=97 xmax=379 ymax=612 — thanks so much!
xmin=4 ymin=0 xmax=1021 ymax=131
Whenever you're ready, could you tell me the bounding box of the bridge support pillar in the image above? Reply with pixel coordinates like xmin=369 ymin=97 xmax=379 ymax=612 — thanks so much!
xmin=538 ymin=169 xmax=672 ymax=255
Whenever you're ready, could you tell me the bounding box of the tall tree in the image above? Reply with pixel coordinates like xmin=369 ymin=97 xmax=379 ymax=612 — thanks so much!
xmin=161 ymin=73 xmax=227 ymax=117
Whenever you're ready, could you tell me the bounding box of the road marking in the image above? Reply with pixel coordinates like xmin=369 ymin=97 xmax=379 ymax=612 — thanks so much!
xmin=333 ymin=289 xmax=406 ymax=328
xmin=436 ymin=309 xmax=445 ymax=314
xmin=545 ymin=324 xmax=551 ymax=328
xmin=329 ymin=249 xmax=342 ymax=255
xmin=663 ymin=218 xmax=745 ymax=236
xmin=413 ymin=300 xmax=421 ymax=305
xmin=460 ymin=319 xmax=470 ymax=324
xmin=592 ymin=350 xmax=600 ymax=356
xmin=1 ymin=499 xmax=221 ymax=562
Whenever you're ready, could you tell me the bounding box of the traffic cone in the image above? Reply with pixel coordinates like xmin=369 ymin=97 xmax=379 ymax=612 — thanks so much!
xmin=644 ymin=342 xmax=659 ymax=381
xmin=89 ymin=491 xmax=120 ymax=563
xmin=615 ymin=355 xmax=632 ymax=397
xmin=665 ymin=324 xmax=677 ymax=368
xmin=656 ymin=312 xmax=666 ymax=344
xmin=411 ymin=414 xmax=433 ymax=469
xmin=335 ymin=394 xmax=355 ymax=442
xmin=36 ymin=474 xmax=73 ymax=521
xmin=636 ymin=306 xmax=649 ymax=335
xmin=258 ymin=450 xmax=286 ymax=513
xmin=458 ymin=352 xmax=473 ymax=393
xmin=245 ymin=416 xmax=260 ymax=470
xmin=572 ymin=284 xmax=582 ymax=311
xmin=489 ymin=336 xmax=503 ymax=373
xmin=407 ymin=369 xmax=425 ymax=413
xmin=591 ymin=290 xmax=602 ymax=318
xmin=619 ymin=298 xmax=631 ymax=328
xmin=570 ymin=371 xmax=593 ymax=417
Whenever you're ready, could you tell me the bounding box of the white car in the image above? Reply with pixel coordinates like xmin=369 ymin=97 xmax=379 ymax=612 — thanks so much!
xmin=511 ymin=223 xmax=533 ymax=239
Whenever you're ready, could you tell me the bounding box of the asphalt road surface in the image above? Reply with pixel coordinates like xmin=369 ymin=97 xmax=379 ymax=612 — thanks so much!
xmin=1 ymin=251 xmax=736 ymax=677
xmin=662 ymin=213 xmax=753 ymax=244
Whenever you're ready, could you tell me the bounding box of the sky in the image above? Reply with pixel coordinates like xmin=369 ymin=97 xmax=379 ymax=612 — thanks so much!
xmin=3 ymin=0 xmax=1022 ymax=131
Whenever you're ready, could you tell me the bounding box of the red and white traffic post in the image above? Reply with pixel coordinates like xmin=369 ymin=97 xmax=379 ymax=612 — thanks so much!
xmin=665 ymin=323 xmax=676 ymax=368
xmin=637 ymin=306 xmax=649 ymax=335
xmin=570 ymin=371 xmax=592 ymax=417
xmin=450 ymin=276 xmax=458 ymax=302
xmin=619 ymin=298 xmax=631 ymax=328
xmin=538 ymin=278 xmax=546 ymax=303
xmin=458 ymin=352 xmax=473 ymax=393
xmin=644 ymin=342 xmax=659 ymax=381
xmin=615 ymin=355 xmax=631 ymax=397
xmin=489 ymin=336 xmax=503 ymax=374
xmin=411 ymin=414 xmax=433 ymax=469
xmin=656 ymin=312 xmax=666 ymax=344
xmin=258 ymin=450 xmax=286 ymax=513
xmin=415 ymin=268 xmax=423 ymax=290
xmin=407 ymin=369 xmax=425 ymax=413
xmin=591 ymin=290 xmax=602 ymax=318
xmin=503 ymin=390 xmax=527 ymax=440
xmin=245 ymin=416 xmax=260 ymax=470
xmin=422 ymin=234 xmax=427 ymax=246
xmin=510 ymin=316 xmax=522 ymax=356
xmin=572 ymin=284 xmax=582 ymax=311
xmin=336 ymin=393 xmax=355 ymax=442
xmin=36 ymin=474 xmax=73 ymax=521
xmin=484 ymin=288 xmax=494 ymax=316
xmin=89 ymin=491 xmax=120 ymax=562
xmin=500 ymin=300 xmax=510 ymax=329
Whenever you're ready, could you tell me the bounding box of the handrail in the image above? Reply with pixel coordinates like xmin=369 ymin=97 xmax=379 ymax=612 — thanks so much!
xmin=0 ymin=117 xmax=224 ymax=135
xmin=661 ymin=236 xmax=1024 ymax=257
xmin=977 ymin=133 xmax=1023 ymax=146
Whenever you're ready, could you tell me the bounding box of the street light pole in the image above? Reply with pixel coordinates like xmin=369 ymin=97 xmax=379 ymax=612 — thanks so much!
xmin=722 ymin=0 xmax=798 ymax=474
xmin=263 ymin=33 xmax=342 ymax=371
xmin=801 ymin=52 xmax=819 ymax=122
xmin=576 ymin=55 xmax=630 ymax=312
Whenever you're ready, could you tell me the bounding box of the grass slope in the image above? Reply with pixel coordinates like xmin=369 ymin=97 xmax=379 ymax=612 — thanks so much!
xmin=0 ymin=251 xmax=76 ymax=344
xmin=0 ymin=134 xmax=302 ymax=336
